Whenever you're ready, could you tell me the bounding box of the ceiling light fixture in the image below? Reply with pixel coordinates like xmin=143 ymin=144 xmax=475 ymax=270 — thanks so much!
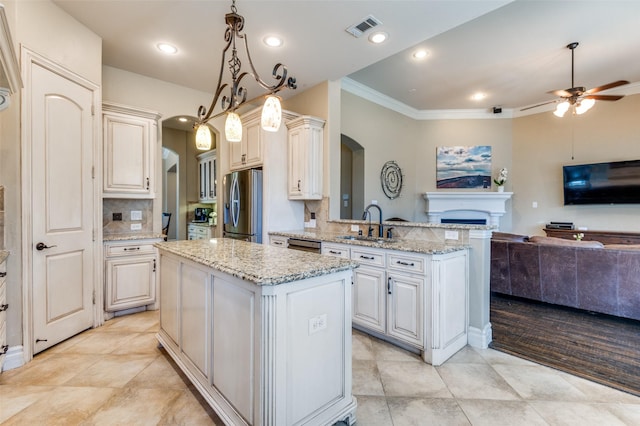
xmin=194 ymin=0 xmax=297 ymax=149
xmin=412 ymin=49 xmax=428 ymax=60
xmin=157 ymin=43 xmax=178 ymax=55
xmin=471 ymin=92 xmax=486 ymax=101
xmin=368 ymin=31 xmax=388 ymax=44
xmin=263 ymin=35 xmax=283 ymax=47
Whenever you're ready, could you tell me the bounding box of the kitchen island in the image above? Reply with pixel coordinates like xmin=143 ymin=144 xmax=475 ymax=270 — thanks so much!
xmin=155 ymin=238 xmax=358 ymax=426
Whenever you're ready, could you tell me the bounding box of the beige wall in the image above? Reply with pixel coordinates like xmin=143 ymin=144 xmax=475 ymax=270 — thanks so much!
xmin=512 ymin=94 xmax=640 ymax=236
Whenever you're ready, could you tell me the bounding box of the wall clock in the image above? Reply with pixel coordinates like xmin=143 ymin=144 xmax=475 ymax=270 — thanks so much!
xmin=380 ymin=160 xmax=403 ymax=200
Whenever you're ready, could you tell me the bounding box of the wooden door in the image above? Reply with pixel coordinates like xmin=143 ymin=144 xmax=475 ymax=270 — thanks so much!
xmin=30 ymin=61 xmax=95 ymax=353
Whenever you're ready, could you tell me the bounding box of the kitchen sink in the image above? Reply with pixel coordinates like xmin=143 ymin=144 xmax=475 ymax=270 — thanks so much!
xmin=336 ymin=235 xmax=396 ymax=244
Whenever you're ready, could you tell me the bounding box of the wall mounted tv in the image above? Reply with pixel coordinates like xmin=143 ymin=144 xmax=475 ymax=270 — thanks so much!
xmin=563 ymin=159 xmax=640 ymax=205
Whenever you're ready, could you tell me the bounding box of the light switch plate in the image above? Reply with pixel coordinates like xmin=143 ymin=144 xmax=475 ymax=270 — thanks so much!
xmin=131 ymin=210 xmax=142 ymax=221
xmin=350 ymin=224 xmax=360 ymax=232
xmin=445 ymin=230 xmax=459 ymax=240
xmin=130 ymin=223 xmax=142 ymax=231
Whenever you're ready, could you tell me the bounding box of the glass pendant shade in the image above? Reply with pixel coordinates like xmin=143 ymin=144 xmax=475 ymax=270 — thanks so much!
xmin=575 ymin=98 xmax=595 ymax=115
xmin=261 ymin=95 xmax=282 ymax=132
xmin=554 ymin=101 xmax=570 ymax=117
xmin=225 ymin=112 xmax=242 ymax=142
xmin=195 ymin=124 xmax=212 ymax=150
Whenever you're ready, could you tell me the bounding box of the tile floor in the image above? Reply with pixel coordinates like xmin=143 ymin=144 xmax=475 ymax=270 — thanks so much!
xmin=1 ymin=310 xmax=639 ymax=425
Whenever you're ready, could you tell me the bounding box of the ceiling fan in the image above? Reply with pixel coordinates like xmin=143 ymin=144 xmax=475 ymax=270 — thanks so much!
xmin=521 ymin=42 xmax=629 ymax=116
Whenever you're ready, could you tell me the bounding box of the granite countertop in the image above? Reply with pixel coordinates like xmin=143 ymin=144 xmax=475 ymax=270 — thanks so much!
xmin=0 ymin=250 xmax=8 ymax=264
xmin=271 ymin=230 xmax=468 ymax=255
xmin=155 ymin=238 xmax=358 ymax=286
xmin=104 ymin=232 xmax=165 ymax=242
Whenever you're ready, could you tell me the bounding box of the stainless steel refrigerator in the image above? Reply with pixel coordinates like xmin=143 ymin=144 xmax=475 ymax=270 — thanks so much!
xmin=223 ymin=169 xmax=263 ymax=243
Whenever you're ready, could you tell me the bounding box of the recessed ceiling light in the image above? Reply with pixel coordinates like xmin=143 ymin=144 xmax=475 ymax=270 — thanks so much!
xmin=412 ymin=49 xmax=429 ymax=60
xmin=263 ymin=36 xmax=283 ymax=47
xmin=368 ymin=31 xmax=388 ymax=44
xmin=178 ymin=117 xmax=188 ymax=122
xmin=471 ymin=92 xmax=486 ymax=101
xmin=157 ymin=43 xmax=178 ymax=55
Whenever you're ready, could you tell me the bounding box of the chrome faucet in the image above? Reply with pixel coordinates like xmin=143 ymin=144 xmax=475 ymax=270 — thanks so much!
xmin=361 ymin=204 xmax=383 ymax=238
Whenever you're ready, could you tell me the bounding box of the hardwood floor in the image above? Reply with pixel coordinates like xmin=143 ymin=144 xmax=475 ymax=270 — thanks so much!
xmin=490 ymin=293 xmax=640 ymax=397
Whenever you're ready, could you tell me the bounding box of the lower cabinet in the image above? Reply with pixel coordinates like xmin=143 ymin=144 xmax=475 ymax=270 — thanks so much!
xmin=323 ymin=241 xmax=468 ymax=365
xmin=104 ymin=239 xmax=160 ymax=312
xmin=188 ymin=223 xmax=214 ymax=240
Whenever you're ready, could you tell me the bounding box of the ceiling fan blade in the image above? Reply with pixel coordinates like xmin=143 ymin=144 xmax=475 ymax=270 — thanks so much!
xmin=586 ymin=80 xmax=630 ymax=94
xmin=520 ymin=99 xmax=558 ymax=111
xmin=548 ymin=89 xmax=572 ymax=97
xmin=584 ymin=94 xmax=625 ymax=101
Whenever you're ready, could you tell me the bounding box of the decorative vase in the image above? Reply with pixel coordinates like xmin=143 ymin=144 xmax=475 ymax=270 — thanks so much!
xmin=497 ymin=186 xmax=505 ymax=192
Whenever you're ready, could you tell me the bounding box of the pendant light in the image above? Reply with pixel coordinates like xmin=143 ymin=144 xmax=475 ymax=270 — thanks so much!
xmin=193 ymin=0 xmax=296 ymax=146
xmin=195 ymin=124 xmax=212 ymax=150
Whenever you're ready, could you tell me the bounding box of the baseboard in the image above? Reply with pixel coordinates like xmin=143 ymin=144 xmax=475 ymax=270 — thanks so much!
xmin=2 ymin=345 xmax=25 ymax=371
xmin=468 ymin=324 xmax=492 ymax=349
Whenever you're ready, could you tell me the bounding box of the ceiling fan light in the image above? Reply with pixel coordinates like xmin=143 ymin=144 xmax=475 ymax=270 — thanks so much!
xmin=195 ymin=124 xmax=212 ymax=150
xmin=225 ymin=112 xmax=242 ymax=142
xmin=554 ymin=101 xmax=570 ymax=117
xmin=575 ymin=98 xmax=595 ymax=115
xmin=261 ymin=95 xmax=282 ymax=132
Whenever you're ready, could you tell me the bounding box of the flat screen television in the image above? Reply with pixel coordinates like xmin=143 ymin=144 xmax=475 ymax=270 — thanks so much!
xmin=563 ymin=159 xmax=640 ymax=205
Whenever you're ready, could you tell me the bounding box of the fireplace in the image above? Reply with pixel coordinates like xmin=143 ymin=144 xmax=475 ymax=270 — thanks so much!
xmin=423 ymin=192 xmax=513 ymax=229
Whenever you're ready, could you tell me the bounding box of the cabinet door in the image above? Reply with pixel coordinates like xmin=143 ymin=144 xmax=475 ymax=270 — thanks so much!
xmin=180 ymin=262 xmax=210 ymax=379
xmin=352 ymin=266 xmax=386 ymax=333
xmin=287 ymin=118 xmax=323 ymax=200
xmin=198 ymin=160 xmax=206 ymax=202
xmin=103 ymin=112 xmax=155 ymax=198
xmin=288 ymin=126 xmax=304 ymax=197
xmin=387 ymin=272 xmax=424 ymax=347
xmin=105 ymin=255 xmax=156 ymax=311
xmin=243 ymin=122 xmax=263 ymax=168
xmin=433 ymin=254 xmax=468 ymax=349
xmin=160 ymin=254 xmax=180 ymax=345
xmin=207 ymin=156 xmax=216 ymax=201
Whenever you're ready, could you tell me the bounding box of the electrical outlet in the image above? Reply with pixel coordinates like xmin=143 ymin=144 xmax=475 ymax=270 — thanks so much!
xmin=131 ymin=210 xmax=142 ymax=221
xmin=308 ymin=314 xmax=327 ymax=335
xmin=130 ymin=223 xmax=142 ymax=231
xmin=113 ymin=213 xmax=122 ymax=221
xmin=308 ymin=219 xmax=316 ymax=228
xmin=445 ymin=230 xmax=459 ymax=240
xmin=350 ymin=224 xmax=360 ymax=232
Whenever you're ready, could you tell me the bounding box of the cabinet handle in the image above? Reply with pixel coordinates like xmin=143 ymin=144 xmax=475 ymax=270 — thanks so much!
xmin=297 ymin=179 xmax=301 ymax=191
xmin=273 ymin=241 xmax=283 ymax=246
xmin=388 ymin=276 xmax=392 ymax=295
xmin=0 ymin=345 xmax=8 ymax=355
xmin=0 ymin=304 xmax=8 ymax=312
xmin=396 ymin=260 xmax=415 ymax=267
xmin=0 ymin=272 xmax=5 ymax=277
xmin=146 ymin=177 xmax=150 ymax=190
xmin=359 ymin=255 xmax=375 ymax=260
xmin=209 ymin=190 xmax=214 ymax=197
xmin=329 ymin=250 xmax=341 ymax=255
xmin=242 ymin=154 xmax=246 ymax=164
xmin=200 ymin=191 xmax=204 ymax=197
xmin=153 ymin=259 xmax=156 ymax=272
xmin=124 ymin=247 xmax=140 ymax=251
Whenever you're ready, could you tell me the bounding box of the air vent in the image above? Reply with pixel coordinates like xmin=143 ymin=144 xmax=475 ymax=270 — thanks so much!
xmin=345 ymin=15 xmax=382 ymax=38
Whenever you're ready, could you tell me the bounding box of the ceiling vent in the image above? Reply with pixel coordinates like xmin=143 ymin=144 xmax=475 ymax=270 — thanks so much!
xmin=345 ymin=15 xmax=382 ymax=38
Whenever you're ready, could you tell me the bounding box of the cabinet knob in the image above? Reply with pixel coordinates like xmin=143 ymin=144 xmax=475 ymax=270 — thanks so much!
xmin=0 ymin=303 xmax=8 ymax=312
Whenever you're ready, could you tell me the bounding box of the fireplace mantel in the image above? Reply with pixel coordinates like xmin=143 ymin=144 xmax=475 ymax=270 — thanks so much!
xmin=423 ymin=191 xmax=513 ymax=228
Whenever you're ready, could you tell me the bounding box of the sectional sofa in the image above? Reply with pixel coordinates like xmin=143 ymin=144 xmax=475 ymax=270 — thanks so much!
xmin=490 ymin=233 xmax=640 ymax=321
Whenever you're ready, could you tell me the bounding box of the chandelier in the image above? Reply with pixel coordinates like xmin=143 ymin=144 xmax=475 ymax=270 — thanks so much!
xmin=194 ymin=0 xmax=297 ymax=150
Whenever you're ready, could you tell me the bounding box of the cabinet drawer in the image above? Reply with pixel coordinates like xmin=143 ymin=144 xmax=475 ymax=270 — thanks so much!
xmin=387 ymin=252 xmax=426 ymax=275
xmin=106 ymin=243 xmax=156 ymax=257
xmin=322 ymin=243 xmax=350 ymax=259
xmin=270 ymin=236 xmax=288 ymax=248
xmin=188 ymin=225 xmax=209 ymax=236
xmin=351 ymin=248 xmax=385 ymax=267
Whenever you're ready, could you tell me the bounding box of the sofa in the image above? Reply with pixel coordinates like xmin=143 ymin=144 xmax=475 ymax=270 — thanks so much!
xmin=490 ymin=233 xmax=640 ymax=321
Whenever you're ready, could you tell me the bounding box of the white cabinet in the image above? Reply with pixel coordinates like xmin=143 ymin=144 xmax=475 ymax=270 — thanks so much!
xmin=103 ymin=102 xmax=161 ymax=198
xmin=0 ymin=260 xmax=7 ymax=369
xmin=197 ymin=150 xmax=217 ymax=203
xmin=286 ymin=115 xmax=325 ymax=200
xmin=230 ymin=115 xmax=262 ymax=170
xmin=324 ymin=241 xmax=468 ymax=365
xmin=188 ymin=223 xmax=214 ymax=240
xmin=104 ymin=239 xmax=160 ymax=312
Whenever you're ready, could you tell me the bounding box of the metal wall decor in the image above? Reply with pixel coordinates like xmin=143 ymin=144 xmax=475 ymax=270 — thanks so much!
xmin=380 ymin=160 xmax=403 ymax=199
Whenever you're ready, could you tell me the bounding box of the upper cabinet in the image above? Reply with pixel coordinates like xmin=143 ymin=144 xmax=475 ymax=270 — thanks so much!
xmin=286 ymin=115 xmax=325 ymax=200
xmin=103 ymin=102 xmax=161 ymax=198
xmin=198 ymin=149 xmax=217 ymax=203
xmin=229 ymin=111 xmax=263 ymax=171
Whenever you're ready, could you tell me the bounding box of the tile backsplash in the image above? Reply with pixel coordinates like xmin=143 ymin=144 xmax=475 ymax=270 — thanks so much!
xmin=103 ymin=198 xmax=153 ymax=235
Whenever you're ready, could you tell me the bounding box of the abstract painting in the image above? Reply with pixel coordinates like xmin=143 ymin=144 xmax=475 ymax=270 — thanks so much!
xmin=436 ymin=146 xmax=492 ymax=188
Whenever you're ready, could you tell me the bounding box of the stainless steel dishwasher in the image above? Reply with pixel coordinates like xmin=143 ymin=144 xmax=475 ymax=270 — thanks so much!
xmin=287 ymin=237 xmax=321 ymax=254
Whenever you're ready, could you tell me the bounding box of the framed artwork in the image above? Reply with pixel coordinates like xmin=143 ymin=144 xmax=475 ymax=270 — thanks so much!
xmin=436 ymin=146 xmax=492 ymax=189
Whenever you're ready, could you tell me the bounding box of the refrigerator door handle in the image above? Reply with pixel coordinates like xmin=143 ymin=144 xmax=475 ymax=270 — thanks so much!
xmin=230 ymin=175 xmax=240 ymax=227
